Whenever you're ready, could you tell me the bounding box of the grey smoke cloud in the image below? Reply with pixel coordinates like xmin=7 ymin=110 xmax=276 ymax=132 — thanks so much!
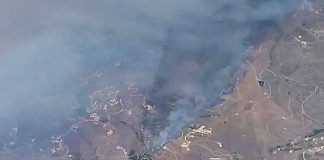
xmin=147 ymin=0 xmax=301 ymax=145
xmin=0 ymin=0 xmax=300 ymax=149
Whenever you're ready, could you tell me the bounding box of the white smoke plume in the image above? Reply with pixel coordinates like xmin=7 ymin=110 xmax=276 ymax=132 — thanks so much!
xmin=0 ymin=0 xmax=300 ymax=151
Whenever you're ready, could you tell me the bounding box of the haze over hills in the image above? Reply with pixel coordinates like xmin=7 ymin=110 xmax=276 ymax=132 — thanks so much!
xmin=2 ymin=0 xmax=324 ymax=160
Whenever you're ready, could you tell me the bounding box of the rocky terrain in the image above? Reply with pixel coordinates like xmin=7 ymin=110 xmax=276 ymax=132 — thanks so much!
xmin=155 ymin=1 xmax=324 ymax=159
xmin=2 ymin=1 xmax=324 ymax=160
xmin=49 ymin=1 xmax=324 ymax=159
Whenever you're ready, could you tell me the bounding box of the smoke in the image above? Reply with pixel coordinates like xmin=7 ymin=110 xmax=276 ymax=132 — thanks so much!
xmin=0 ymin=0 xmax=300 ymax=150
xmin=147 ymin=0 xmax=301 ymax=145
